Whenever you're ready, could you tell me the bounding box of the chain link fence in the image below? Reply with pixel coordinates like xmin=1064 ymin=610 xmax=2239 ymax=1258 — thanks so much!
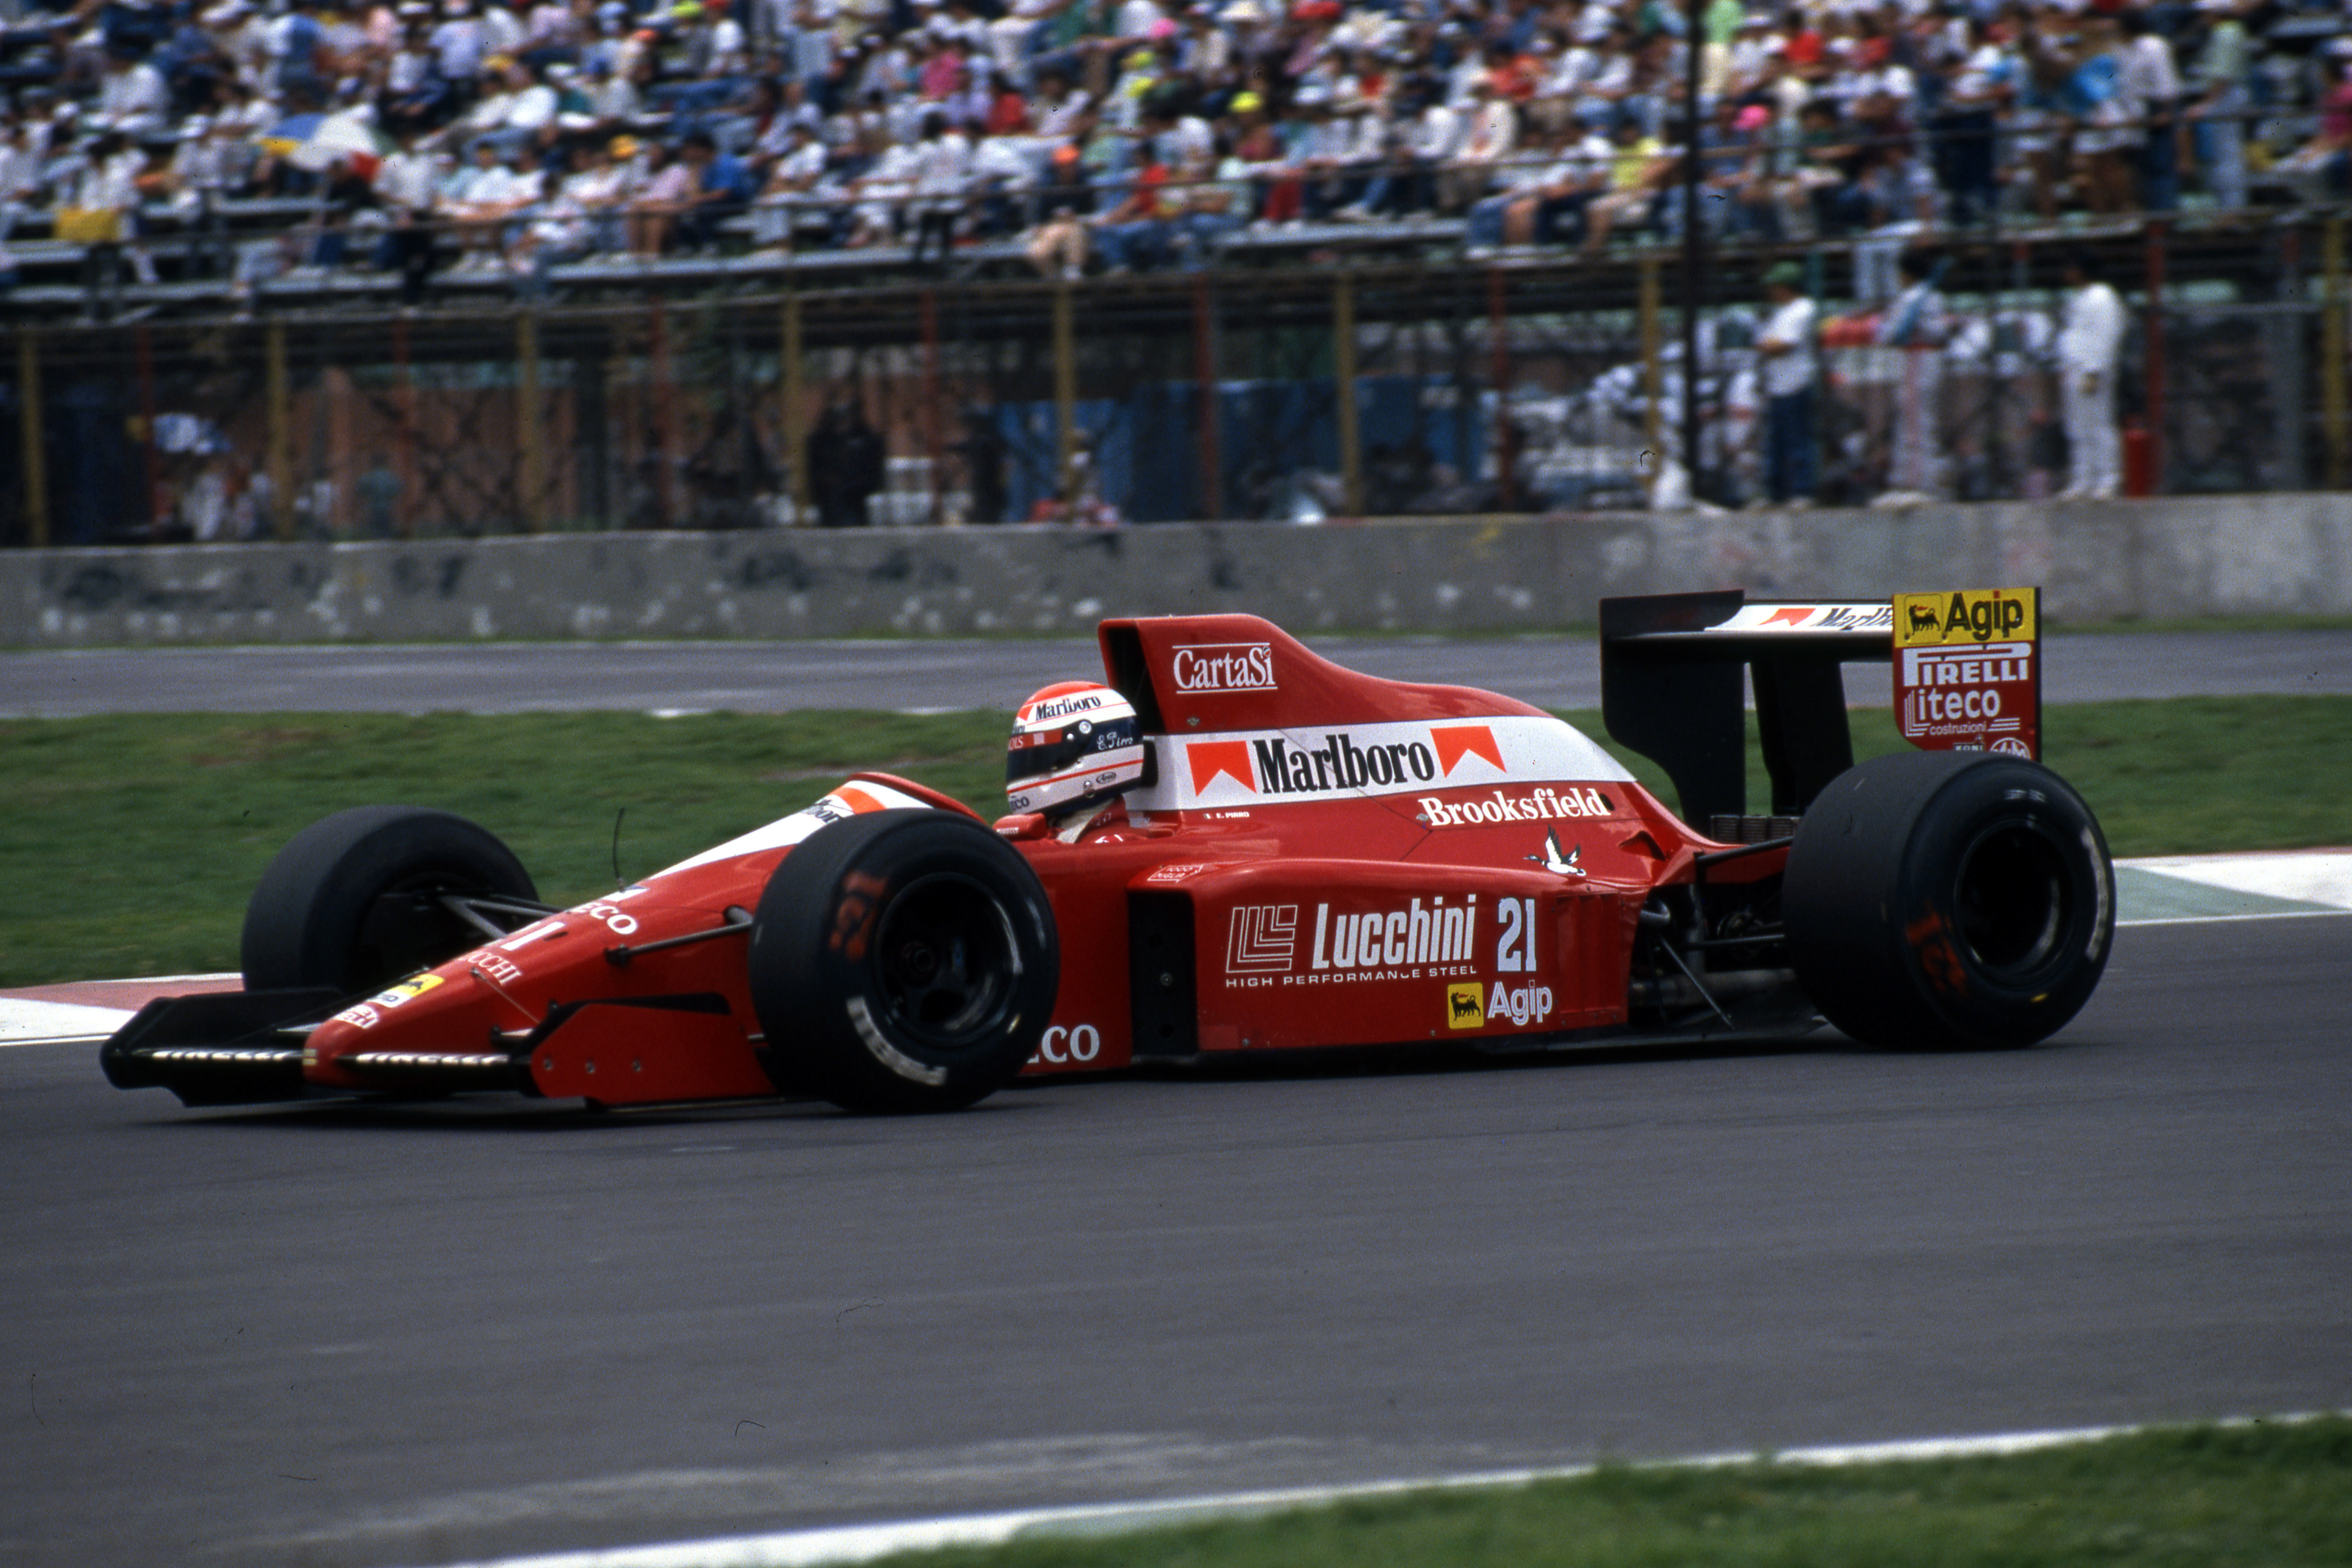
xmin=5 ymin=216 xmax=2345 ymax=547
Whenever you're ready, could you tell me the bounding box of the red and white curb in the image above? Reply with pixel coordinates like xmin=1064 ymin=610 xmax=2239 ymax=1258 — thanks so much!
xmin=5 ymin=852 xmax=2346 ymax=1048
xmin=419 ymin=1413 xmax=2335 ymax=1568
xmin=0 ymin=973 xmax=240 ymax=1048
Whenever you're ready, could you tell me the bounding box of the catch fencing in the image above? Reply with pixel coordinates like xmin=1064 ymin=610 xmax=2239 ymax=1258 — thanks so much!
xmin=3 ymin=214 xmax=2347 ymax=546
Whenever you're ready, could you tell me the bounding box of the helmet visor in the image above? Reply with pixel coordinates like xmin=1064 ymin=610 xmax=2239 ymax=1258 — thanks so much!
xmin=1006 ymin=712 xmax=1142 ymax=791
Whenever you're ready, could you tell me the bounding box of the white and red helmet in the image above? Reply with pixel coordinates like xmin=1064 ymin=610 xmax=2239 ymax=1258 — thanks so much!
xmin=1005 ymin=681 xmax=1146 ymax=816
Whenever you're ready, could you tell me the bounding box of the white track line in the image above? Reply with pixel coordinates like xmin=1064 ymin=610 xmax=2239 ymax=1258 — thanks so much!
xmin=0 ymin=1000 xmax=140 ymax=1047
xmin=423 ymin=1412 xmax=2337 ymax=1568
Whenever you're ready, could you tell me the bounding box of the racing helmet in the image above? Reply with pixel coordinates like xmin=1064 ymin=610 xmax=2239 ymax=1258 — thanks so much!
xmin=1005 ymin=681 xmax=1146 ymax=816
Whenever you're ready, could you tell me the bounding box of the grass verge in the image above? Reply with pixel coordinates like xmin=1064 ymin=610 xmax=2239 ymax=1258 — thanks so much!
xmin=2 ymin=696 xmax=2346 ymax=988
xmin=891 ymin=1417 xmax=2352 ymax=1568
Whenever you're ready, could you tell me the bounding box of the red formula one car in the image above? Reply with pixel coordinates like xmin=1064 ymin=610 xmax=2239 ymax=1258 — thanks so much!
xmin=104 ymin=597 xmax=2116 ymax=1115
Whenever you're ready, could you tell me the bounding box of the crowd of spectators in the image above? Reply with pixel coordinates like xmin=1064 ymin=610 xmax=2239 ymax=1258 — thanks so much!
xmin=3 ymin=0 xmax=2351 ymax=296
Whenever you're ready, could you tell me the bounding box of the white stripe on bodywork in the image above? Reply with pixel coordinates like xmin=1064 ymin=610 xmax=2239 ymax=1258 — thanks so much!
xmin=652 ymin=782 xmax=934 ymax=877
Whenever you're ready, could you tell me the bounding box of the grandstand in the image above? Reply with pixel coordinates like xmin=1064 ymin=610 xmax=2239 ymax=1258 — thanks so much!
xmin=2 ymin=0 xmax=2348 ymax=541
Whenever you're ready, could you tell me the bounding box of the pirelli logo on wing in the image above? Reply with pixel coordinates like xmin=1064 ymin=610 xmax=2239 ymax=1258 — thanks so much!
xmin=1148 ymin=715 xmax=1632 ymax=811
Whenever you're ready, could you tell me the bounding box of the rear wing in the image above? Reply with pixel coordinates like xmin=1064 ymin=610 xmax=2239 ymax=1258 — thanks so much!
xmin=1600 ymin=591 xmax=1893 ymax=830
xmin=1599 ymin=589 xmax=2041 ymax=831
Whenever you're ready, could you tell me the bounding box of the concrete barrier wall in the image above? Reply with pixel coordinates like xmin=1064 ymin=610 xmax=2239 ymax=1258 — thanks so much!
xmin=4 ymin=494 xmax=2349 ymax=646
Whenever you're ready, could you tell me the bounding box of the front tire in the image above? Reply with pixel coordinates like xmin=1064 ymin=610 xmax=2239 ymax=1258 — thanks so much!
xmin=750 ymin=810 xmax=1059 ymax=1114
xmin=241 ymin=806 xmax=539 ymax=996
xmin=1783 ymin=750 xmax=2114 ymax=1050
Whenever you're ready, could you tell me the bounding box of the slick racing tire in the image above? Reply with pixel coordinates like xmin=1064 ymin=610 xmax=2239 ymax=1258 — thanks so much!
xmin=1782 ymin=750 xmax=2114 ymax=1051
xmin=750 ymin=809 xmax=1059 ymax=1114
xmin=241 ymin=806 xmax=540 ymax=997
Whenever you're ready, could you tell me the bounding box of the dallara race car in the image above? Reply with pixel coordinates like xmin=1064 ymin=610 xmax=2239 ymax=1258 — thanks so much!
xmin=104 ymin=593 xmax=2115 ymax=1115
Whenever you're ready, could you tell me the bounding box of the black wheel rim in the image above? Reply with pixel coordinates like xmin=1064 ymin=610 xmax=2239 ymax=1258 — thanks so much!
xmin=1951 ymin=819 xmax=2072 ymax=985
xmin=870 ymin=872 xmax=1021 ymax=1052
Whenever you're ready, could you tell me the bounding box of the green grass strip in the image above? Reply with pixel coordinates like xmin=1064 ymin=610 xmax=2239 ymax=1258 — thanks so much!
xmin=902 ymin=1417 xmax=2352 ymax=1568
xmin=2 ymin=697 xmax=2346 ymax=989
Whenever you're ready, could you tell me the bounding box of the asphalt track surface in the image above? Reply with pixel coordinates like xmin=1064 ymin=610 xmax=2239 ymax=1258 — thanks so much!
xmin=3 ymin=915 xmax=2347 ymax=1568
xmin=5 ymin=628 xmax=2351 ymax=716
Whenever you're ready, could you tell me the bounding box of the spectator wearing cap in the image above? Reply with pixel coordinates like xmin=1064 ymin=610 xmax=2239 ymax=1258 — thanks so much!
xmin=1024 ymin=136 xmax=1094 ymax=278
xmin=564 ymin=130 xmax=639 ymax=249
xmin=1756 ymin=259 xmax=1817 ymax=507
xmin=583 ymin=50 xmax=640 ymax=124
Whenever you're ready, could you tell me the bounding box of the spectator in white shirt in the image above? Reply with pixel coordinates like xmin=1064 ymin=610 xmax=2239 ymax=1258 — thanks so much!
xmin=96 ymin=47 xmax=170 ymax=140
xmin=2117 ymin=8 xmax=2180 ymax=210
xmin=2056 ymin=250 xmax=2127 ymax=499
xmin=373 ymin=120 xmax=442 ymax=297
xmin=1756 ymin=260 xmax=1817 ymax=505
xmin=432 ymin=0 xmax=489 ymax=100
xmin=481 ymin=0 xmax=528 ymax=59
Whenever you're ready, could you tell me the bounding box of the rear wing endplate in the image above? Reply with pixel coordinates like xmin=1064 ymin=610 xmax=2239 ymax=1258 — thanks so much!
xmin=1599 ymin=591 xmax=1894 ymax=826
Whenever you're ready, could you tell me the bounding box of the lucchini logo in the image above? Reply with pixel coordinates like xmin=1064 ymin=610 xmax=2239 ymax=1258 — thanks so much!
xmin=1310 ymin=895 xmax=1478 ymax=970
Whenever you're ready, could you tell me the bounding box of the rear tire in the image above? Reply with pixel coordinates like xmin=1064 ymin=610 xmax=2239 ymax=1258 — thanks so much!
xmin=750 ymin=810 xmax=1059 ymax=1114
xmin=1783 ymin=750 xmax=2114 ymax=1050
xmin=241 ymin=806 xmax=539 ymax=996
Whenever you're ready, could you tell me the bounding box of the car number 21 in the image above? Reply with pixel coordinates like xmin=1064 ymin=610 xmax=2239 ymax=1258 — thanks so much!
xmin=1495 ymin=896 xmax=1541 ymax=973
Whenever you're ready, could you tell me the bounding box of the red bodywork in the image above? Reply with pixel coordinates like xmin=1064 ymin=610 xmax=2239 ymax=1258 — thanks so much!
xmin=292 ymin=615 xmax=1774 ymax=1106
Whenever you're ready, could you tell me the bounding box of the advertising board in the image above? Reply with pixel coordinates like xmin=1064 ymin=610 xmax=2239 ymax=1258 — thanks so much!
xmin=1891 ymin=587 xmax=2042 ymax=760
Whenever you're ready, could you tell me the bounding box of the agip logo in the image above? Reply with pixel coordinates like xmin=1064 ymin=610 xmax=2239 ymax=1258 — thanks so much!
xmin=1445 ymin=982 xmax=1485 ymax=1029
xmin=1894 ymin=587 xmax=2038 ymax=647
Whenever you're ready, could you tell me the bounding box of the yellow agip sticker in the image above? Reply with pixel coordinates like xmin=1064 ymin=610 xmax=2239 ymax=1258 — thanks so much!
xmin=370 ymin=973 xmax=446 ymax=1009
xmin=1445 ymin=981 xmax=1486 ymax=1030
xmin=1894 ymin=587 xmax=2038 ymax=647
